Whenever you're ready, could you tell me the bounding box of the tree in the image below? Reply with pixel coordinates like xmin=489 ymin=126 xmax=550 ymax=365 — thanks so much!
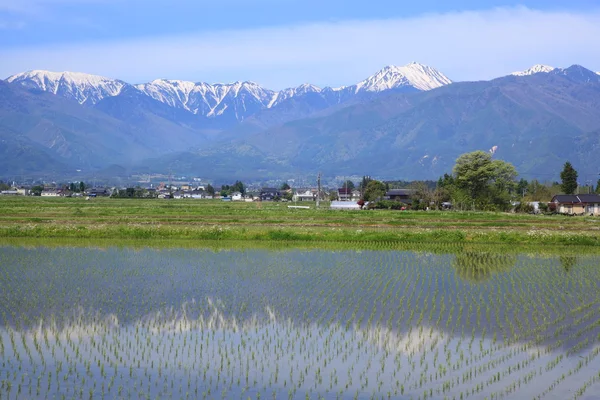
xmin=437 ymin=173 xmax=454 ymax=188
xmin=280 ymin=182 xmax=291 ymax=191
xmin=363 ymin=180 xmax=386 ymax=202
xmin=560 ymin=161 xmax=578 ymax=194
xmin=453 ymin=151 xmax=496 ymax=199
xmin=410 ymin=181 xmax=433 ymax=210
xmin=220 ymin=185 xmax=231 ymax=197
xmin=31 ymin=185 xmax=44 ymax=196
xmin=595 ymin=179 xmax=600 ymax=194
xmin=79 ymin=181 xmax=86 ymax=193
xmin=452 ymin=151 xmax=517 ymax=210
xmin=516 ymin=179 xmax=528 ymax=197
xmin=525 ymin=179 xmax=552 ymax=201
xmin=232 ymin=180 xmax=245 ymax=195
xmin=342 ymin=180 xmax=355 ymax=191
xmin=206 ymin=184 xmax=215 ymax=196
xmin=359 ymin=176 xmax=372 ymax=196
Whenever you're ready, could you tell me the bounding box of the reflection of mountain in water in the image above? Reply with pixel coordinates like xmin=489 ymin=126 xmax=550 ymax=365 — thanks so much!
xmin=453 ymin=250 xmax=517 ymax=282
xmin=1 ymin=246 xmax=599 ymax=356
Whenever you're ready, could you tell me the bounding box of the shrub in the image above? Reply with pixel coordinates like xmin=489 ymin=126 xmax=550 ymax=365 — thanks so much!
xmin=369 ymin=200 xmax=406 ymax=210
xmin=514 ymin=202 xmax=534 ymax=214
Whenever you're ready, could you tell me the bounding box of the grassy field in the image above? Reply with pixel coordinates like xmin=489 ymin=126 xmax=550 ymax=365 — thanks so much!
xmin=1 ymin=197 xmax=599 ymax=246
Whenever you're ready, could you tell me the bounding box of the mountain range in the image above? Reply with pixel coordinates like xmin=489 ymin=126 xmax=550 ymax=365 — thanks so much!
xmin=2 ymin=63 xmax=600 ymax=181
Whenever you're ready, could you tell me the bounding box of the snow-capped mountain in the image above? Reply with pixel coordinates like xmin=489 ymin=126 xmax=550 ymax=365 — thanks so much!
xmin=135 ymin=62 xmax=451 ymax=120
xmin=135 ymin=79 xmax=277 ymax=121
xmin=6 ymin=70 xmax=126 ymax=105
xmin=511 ymin=64 xmax=555 ymax=76
xmin=6 ymin=62 xmax=451 ymax=122
xmin=351 ymin=62 xmax=452 ymax=92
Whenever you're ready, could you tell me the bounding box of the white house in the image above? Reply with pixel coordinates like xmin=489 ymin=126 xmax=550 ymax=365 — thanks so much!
xmin=231 ymin=192 xmax=244 ymax=201
xmin=293 ymin=189 xmax=317 ymax=202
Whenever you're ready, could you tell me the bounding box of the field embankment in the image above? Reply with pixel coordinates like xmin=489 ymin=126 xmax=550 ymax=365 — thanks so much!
xmin=1 ymin=197 xmax=599 ymax=246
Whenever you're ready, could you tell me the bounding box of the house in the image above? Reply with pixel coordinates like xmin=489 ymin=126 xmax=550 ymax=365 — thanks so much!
xmin=551 ymin=194 xmax=600 ymax=216
xmin=85 ymin=187 xmax=110 ymax=197
xmin=41 ymin=189 xmax=61 ymax=197
xmin=386 ymin=189 xmax=416 ymax=204
xmin=231 ymin=192 xmax=244 ymax=201
xmin=330 ymin=201 xmax=361 ymax=210
xmin=189 ymin=190 xmax=204 ymax=199
xmin=0 ymin=190 xmax=19 ymax=196
xmin=293 ymin=189 xmax=317 ymax=202
xmin=337 ymin=188 xmax=353 ymax=201
xmin=260 ymin=188 xmax=280 ymax=201
xmin=16 ymin=187 xmax=30 ymax=196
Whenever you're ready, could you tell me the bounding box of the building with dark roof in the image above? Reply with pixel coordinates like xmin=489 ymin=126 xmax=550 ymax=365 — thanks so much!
xmin=260 ymin=188 xmax=281 ymax=201
xmin=385 ymin=189 xmax=416 ymax=204
xmin=551 ymin=194 xmax=600 ymax=216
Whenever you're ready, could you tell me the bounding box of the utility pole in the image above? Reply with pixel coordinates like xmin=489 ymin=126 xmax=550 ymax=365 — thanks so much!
xmin=316 ymin=172 xmax=321 ymax=209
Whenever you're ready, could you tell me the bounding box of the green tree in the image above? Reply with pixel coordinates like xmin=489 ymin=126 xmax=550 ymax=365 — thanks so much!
xmin=31 ymin=185 xmax=44 ymax=196
xmin=220 ymin=185 xmax=231 ymax=197
xmin=525 ymin=180 xmax=552 ymax=201
xmin=206 ymin=184 xmax=215 ymax=196
xmin=595 ymin=179 xmax=600 ymax=194
xmin=232 ymin=180 xmax=245 ymax=195
xmin=342 ymin=180 xmax=355 ymax=191
xmin=437 ymin=173 xmax=454 ymax=188
xmin=280 ymin=182 xmax=291 ymax=191
xmin=363 ymin=180 xmax=386 ymax=202
xmin=560 ymin=161 xmax=578 ymax=194
xmin=453 ymin=151 xmax=497 ymax=199
xmin=516 ymin=178 xmax=528 ymax=197
xmin=452 ymin=151 xmax=517 ymax=209
xmin=79 ymin=181 xmax=86 ymax=193
xmin=0 ymin=180 xmax=10 ymax=191
xmin=410 ymin=181 xmax=433 ymax=210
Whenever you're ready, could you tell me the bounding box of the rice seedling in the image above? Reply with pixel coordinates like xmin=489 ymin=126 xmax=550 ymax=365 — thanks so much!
xmin=0 ymin=244 xmax=599 ymax=399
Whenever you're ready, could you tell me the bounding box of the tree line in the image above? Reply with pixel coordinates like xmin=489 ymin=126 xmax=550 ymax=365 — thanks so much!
xmin=352 ymin=151 xmax=597 ymax=211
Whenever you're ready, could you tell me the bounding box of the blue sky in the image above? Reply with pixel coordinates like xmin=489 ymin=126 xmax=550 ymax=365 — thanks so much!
xmin=1 ymin=0 xmax=600 ymax=88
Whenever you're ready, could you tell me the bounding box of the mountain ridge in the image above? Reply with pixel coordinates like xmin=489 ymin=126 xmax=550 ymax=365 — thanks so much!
xmin=6 ymin=62 xmax=452 ymax=124
xmin=3 ymin=63 xmax=600 ymax=180
xmin=140 ymin=64 xmax=600 ymax=180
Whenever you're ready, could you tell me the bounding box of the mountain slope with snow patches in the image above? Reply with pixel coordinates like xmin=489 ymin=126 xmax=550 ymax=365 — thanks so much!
xmin=7 ymin=70 xmax=126 ymax=105
xmin=7 ymin=63 xmax=452 ymax=123
xmin=511 ymin=64 xmax=555 ymax=76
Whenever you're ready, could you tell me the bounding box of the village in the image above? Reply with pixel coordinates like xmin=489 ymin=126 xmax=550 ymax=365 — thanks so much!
xmin=1 ymin=180 xmax=600 ymax=216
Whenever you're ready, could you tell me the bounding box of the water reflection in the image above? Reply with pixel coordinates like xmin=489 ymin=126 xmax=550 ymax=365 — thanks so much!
xmin=0 ymin=246 xmax=599 ymax=399
xmin=452 ymin=249 xmax=517 ymax=282
xmin=559 ymin=255 xmax=577 ymax=272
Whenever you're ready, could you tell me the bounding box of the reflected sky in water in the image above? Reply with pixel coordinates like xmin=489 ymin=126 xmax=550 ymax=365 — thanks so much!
xmin=0 ymin=246 xmax=599 ymax=399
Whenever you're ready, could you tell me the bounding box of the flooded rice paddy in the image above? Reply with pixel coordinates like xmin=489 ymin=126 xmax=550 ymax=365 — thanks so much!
xmin=0 ymin=245 xmax=599 ymax=399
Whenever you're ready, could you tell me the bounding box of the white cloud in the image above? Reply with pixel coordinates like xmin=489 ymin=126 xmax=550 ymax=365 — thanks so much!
xmin=2 ymin=6 xmax=600 ymax=89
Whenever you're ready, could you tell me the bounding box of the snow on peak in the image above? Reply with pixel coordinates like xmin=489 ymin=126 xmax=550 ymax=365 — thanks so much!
xmin=354 ymin=62 xmax=452 ymax=92
xmin=6 ymin=63 xmax=453 ymax=121
xmin=511 ymin=64 xmax=555 ymax=76
xmin=7 ymin=70 xmax=125 ymax=104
